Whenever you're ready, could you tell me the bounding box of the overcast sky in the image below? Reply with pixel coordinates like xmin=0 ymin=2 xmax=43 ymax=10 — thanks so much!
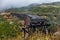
xmin=0 ymin=0 xmax=60 ymax=10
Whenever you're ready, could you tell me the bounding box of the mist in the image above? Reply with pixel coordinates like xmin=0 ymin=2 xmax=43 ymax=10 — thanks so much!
xmin=0 ymin=0 xmax=60 ymax=10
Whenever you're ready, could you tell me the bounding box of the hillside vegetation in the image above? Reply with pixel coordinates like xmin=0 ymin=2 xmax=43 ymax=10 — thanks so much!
xmin=4 ymin=2 xmax=60 ymax=14
xmin=0 ymin=2 xmax=60 ymax=40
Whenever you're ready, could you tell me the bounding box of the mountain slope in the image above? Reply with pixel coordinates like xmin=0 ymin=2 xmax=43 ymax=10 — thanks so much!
xmin=4 ymin=2 xmax=60 ymax=14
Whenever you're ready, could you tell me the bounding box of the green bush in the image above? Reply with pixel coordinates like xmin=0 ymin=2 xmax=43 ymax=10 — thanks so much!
xmin=0 ymin=17 xmax=21 ymax=38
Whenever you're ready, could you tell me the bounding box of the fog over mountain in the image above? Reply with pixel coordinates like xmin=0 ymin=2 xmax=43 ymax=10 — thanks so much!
xmin=0 ymin=0 xmax=60 ymax=11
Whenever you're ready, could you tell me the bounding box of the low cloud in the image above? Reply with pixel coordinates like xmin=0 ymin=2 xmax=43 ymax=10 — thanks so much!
xmin=0 ymin=0 xmax=60 ymax=10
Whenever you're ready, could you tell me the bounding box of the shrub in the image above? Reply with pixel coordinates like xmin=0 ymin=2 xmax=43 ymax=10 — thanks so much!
xmin=0 ymin=17 xmax=21 ymax=38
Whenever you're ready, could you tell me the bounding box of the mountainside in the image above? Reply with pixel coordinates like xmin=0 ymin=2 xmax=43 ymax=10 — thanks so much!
xmin=4 ymin=2 xmax=60 ymax=14
xmin=42 ymin=2 xmax=60 ymax=5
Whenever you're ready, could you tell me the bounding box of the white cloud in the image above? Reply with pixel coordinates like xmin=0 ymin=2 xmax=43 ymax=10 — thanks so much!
xmin=0 ymin=0 xmax=60 ymax=10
